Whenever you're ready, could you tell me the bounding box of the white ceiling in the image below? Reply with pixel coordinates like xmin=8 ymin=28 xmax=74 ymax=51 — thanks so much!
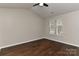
xmin=0 ymin=3 xmax=33 ymax=8
xmin=32 ymin=3 xmax=79 ymax=19
xmin=0 ymin=3 xmax=79 ymax=18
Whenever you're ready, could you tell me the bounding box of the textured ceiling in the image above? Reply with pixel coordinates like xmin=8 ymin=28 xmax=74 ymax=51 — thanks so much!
xmin=32 ymin=3 xmax=79 ymax=19
xmin=0 ymin=3 xmax=79 ymax=18
xmin=0 ymin=3 xmax=33 ymax=9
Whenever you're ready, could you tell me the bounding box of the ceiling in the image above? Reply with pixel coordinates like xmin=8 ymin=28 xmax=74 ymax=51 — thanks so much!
xmin=0 ymin=3 xmax=79 ymax=19
xmin=32 ymin=3 xmax=79 ymax=19
xmin=0 ymin=3 xmax=33 ymax=8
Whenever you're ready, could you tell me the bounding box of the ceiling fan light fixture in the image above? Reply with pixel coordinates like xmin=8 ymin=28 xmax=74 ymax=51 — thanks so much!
xmin=39 ymin=3 xmax=43 ymax=6
xmin=33 ymin=3 xmax=48 ymax=7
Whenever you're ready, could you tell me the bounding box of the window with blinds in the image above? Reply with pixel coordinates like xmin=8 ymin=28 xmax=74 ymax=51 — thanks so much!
xmin=49 ymin=19 xmax=63 ymax=36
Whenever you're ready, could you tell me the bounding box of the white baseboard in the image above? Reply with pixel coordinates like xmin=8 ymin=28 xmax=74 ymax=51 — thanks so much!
xmin=0 ymin=37 xmax=78 ymax=50
xmin=0 ymin=38 xmax=43 ymax=49
xmin=45 ymin=37 xmax=79 ymax=47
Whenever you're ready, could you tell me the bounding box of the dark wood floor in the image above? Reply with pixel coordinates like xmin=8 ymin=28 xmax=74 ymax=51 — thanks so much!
xmin=0 ymin=39 xmax=79 ymax=56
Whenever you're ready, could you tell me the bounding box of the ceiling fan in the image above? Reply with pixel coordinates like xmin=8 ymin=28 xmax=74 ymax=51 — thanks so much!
xmin=33 ymin=3 xmax=48 ymax=7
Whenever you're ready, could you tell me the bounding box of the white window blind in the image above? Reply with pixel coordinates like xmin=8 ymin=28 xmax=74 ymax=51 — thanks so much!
xmin=49 ymin=19 xmax=63 ymax=36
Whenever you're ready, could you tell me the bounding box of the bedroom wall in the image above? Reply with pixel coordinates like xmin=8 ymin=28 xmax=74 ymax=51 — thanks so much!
xmin=0 ymin=8 xmax=44 ymax=48
xmin=45 ymin=10 xmax=79 ymax=47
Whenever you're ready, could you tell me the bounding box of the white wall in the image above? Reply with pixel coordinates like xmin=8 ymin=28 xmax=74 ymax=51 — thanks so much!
xmin=1 ymin=7 xmax=79 ymax=48
xmin=0 ymin=8 xmax=44 ymax=48
xmin=45 ymin=10 xmax=79 ymax=47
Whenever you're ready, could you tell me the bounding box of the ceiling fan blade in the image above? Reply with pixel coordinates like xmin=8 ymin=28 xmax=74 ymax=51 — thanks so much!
xmin=43 ymin=3 xmax=48 ymax=7
xmin=33 ymin=3 xmax=39 ymax=7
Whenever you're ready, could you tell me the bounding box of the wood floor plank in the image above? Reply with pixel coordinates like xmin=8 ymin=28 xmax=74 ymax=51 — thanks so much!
xmin=1 ymin=39 xmax=79 ymax=56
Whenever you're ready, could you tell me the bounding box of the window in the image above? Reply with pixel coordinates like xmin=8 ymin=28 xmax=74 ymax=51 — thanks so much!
xmin=49 ymin=19 xmax=63 ymax=36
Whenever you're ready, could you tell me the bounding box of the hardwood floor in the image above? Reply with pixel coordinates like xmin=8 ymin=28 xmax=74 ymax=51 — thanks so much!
xmin=0 ymin=39 xmax=79 ymax=56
